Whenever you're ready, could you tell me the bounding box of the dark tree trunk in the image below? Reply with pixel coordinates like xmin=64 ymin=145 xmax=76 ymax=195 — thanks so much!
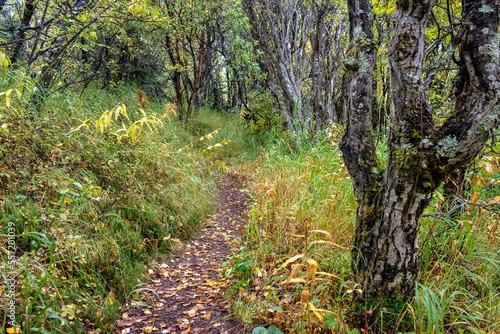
xmin=10 ymin=0 xmax=36 ymax=64
xmin=340 ymin=0 xmax=379 ymax=214
xmin=174 ymin=38 xmax=183 ymax=120
xmin=165 ymin=1 xmax=184 ymax=120
xmin=342 ymin=0 xmax=500 ymax=299
xmin=187 ymin=29 xmax=205 ymax=118
xmin=311 ymin=2 xmax=328 ymax=131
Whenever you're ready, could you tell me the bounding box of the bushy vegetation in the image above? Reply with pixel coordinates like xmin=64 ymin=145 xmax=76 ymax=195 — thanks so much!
xmin=1 ymin=0 xmax=499 ymax=332
xmin=226 ymin=137 xmax=500 ymax=333
xmin=0 ymin=63 xmax=263 ymax=333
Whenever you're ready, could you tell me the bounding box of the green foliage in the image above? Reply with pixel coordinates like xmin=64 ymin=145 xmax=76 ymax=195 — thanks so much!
xmin=0 ymin=65 xmax=248 ymax=332
xmin=240 ymin=89 xmax=281 ymax=134
xmin=325 ymin=313 xmax=340 ymax=331
xmin=252 ymin=325 xmax=284 ymax=334
xmin=226 ymin=128 xmax=500 ymax=332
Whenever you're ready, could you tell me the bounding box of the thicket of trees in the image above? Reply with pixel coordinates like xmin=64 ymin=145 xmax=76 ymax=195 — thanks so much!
xmin=2 ymin=0 xmax=499 ymax=303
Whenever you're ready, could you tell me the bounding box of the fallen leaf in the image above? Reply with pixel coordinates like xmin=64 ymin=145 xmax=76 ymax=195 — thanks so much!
xmin=488 ymin=196 xmax=500 ymax=205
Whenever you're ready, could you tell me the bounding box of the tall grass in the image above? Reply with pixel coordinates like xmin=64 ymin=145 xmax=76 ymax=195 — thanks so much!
xmin=0 ymin=66 xmax=259 ymax=333
xmin=227 ymin=134 xmax=500 ymax=333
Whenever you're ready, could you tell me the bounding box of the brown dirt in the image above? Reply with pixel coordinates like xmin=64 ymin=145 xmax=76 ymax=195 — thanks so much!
xmin=114 ymin=173 xmax=249 ymax=334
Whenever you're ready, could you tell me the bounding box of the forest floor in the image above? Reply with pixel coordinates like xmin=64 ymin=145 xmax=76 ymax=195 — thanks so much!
xmin=113 ymin=173 xmax=250 ymax=334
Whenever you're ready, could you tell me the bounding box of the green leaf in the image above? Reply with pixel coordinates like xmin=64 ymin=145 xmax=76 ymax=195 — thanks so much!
xmin=267 ymin=326 xmax=284 ymax=334
xmin=351 ymin=329 xmax=361 ymax=334
xmin=16 ymin=194 xmax=27 ymax=202
xmin=252 ymin=327 xmax=267 ymax=334
xmin=325 ymin=313 xmax=340 ymax=331
xmin=270 ymin=306 xmax=283 ymax=313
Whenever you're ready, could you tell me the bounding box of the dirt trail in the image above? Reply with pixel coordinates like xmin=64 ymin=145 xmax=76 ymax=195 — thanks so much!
xmin=114 ymin=174 xmax=249 ymax=334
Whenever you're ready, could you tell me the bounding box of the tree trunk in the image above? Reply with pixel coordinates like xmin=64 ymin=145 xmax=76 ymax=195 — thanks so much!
xmin=10 ymin=0 xmax=36 ymax=64
xmin=340 ymin=0 xmax=379 ymax=210
xmin=311 ymin=6 xmax=325 ymax=132
xmin=187 ymin=29 xmax=205 ymax=118
xmin=342 ymin=0 xmax=500 ymax=299
xmin=174 ymin=38 xmax=183 ymax=120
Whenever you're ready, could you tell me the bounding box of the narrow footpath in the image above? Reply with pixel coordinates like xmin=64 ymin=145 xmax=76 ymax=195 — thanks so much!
xmin=114 ymin=174 xmax=250 ymax=334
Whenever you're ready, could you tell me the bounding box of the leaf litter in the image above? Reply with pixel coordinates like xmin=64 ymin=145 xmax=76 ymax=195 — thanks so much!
xmin=114 ymin=174 xmax=249 ymax=334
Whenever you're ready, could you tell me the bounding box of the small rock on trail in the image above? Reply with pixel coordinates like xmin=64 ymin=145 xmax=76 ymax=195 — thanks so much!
xmin=114 ymin=173 xmax=249 ymax=334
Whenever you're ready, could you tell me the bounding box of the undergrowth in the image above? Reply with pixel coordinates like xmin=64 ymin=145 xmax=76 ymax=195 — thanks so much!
xmin=0 ymin=65 xmax=261 ymax=333
xmin=227 ymin=135 xmax=500 ymax=333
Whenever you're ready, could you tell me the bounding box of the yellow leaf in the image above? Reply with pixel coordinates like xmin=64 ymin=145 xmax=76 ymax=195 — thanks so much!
xmin=308 ymin=302 xmax=324 ymax=321
xmin=114 ymin=105 xmax=121 ymax=121
xmin=105 ymin=110 xmax=113 ymax=128
xmin=436 ymin=191 xmax=445 ymax=203
xmin=5 ymin=96 xmax=10 ymax=107
xmin=307 ymin=258 xmax=318 ymax=283
xmin=279 ymin=278 xmax=307 ymax=284
xmin=471 ymin=192 xmax=480 ymax=204
xmin=7 ymin=328 xmax=21 ymax=334
xmin=488 ymin=196 xmax=500 ymax=205
xmin=317 ymin=271 xmax=341 ymax=279
xmin=202 ymin=311 xmax=211 ymax=319
xmin=122 ymin=104 xmax=128 ymax=119
xmin=280 ymin=254 xmax=305 ymax=268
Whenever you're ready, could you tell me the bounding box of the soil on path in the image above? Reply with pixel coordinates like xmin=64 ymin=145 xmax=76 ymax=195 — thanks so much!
xmin=114 ymin=174 xmax=249 ymax=334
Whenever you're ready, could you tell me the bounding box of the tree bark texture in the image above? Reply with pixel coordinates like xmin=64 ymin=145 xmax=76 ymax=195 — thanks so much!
xmin=342 ymin=0 xmax=500 ymax=299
